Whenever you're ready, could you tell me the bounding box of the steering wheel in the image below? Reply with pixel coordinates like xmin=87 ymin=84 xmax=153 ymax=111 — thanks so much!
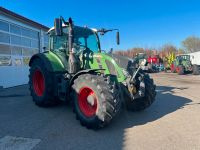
xmin=76 ymin=44 xmax=87 ymax=55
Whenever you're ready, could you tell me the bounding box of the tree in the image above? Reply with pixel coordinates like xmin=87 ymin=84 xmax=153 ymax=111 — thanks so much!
xmin=162 ymin=44 xmax=177 ymax=54
xmin=182 ymin=36 xmax=200 ymax=53
xmin=160 ymin=44 xmax=177 ymax=59
xmin=177 ymin=48 xmax=185 ymax=55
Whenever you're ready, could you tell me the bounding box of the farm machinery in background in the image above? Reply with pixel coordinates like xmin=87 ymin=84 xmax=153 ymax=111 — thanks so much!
xmin=170 ymin=54 xmax=199 ymax=75
xmin=189 ymin=51 xmax=200 ymax=75
xmin=164 ymin=52 xmax=175 ymax=72
xmin=133 ymin=53 xmax=163 ymax=73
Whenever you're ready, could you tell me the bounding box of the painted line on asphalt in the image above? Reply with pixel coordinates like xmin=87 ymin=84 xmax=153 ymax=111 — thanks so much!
xmin=0 ymin=136 xmax=41 ymax=150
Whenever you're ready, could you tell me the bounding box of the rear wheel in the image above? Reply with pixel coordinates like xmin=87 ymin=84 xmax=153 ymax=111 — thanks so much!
xmin=176 ymin=65 xmax=184 ymax=75
xmin=29 ymin=58 xmax=59 ymax=106
xmin=71 ymin=74 xmax=121 ymax=129
xmin=125 ymin=73 xmax=156 ymax=111
xmin=193 ymin=65 xmax=200 ymax=75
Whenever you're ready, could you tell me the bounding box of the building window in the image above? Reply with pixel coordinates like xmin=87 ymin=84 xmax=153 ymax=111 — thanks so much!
xmin=0 ymin=19 xmax=42 ymax=66
xmin=11 ymin=46 xmax=22 ymax=55
xmin=22 ymin=48 xmax=38 ymax=56
xmin=31 ymin=39 xmax=39 ymax=48
xmin=44 ymin=34 xmax=49 ymax=48
xmin=0 ymin=44 xmax=11 ymax=55
xmin=21 ymin=27 xmax=31 ymax=38
xmin=0 ymin=32 xmax=10 ymax=43
xmin=21 ymin=37 xmax=31 ymax=47
xmin=44 ymin=34 xmax=48 ymax=43
xmin=11 ymin=35 xmax=21 ymax=45
xmin=31 ymin=30 xmax=39 ymax=39
xmin=10 ymin=24 xmax=21 ymax=35
xmin=0 ymin=20 xmax=9 ymax=32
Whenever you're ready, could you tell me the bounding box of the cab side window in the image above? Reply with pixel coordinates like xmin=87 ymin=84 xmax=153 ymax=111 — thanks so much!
xmin=50 ymin=28 xmax=69 ymax=53
xmin=53 ymin=35 xmax=68 ymax=52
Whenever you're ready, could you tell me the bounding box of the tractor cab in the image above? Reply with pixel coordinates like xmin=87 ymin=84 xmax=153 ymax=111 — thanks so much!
xmin=48 ymin=25 xmax=100 ymax=54
xmin=47 ymin=25 xmax=101 ymax=70
xmin=175 ymin=55 xmax=191 ymax=67
xmin=171 ymin=54 xmax=192 ymax=75
xmin=176 ymin=55 xmax=190 ymax=64
xmin=47 ymin=18 xmax=120 ymax=74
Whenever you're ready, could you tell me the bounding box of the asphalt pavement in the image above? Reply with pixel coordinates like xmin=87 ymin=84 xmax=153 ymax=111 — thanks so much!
xmin=0 ymin=72 xmax=200 ymax=150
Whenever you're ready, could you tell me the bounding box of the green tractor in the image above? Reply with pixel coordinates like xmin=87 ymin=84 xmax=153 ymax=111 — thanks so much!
xmin=170 ymin=55 xmax=193 ymax=75
xmin=29 ymin=17 xmax=156 ymax=129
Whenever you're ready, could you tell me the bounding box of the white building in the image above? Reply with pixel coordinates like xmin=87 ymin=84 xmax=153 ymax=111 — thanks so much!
xmin=0 ymin=7 xmax=49 ymax=88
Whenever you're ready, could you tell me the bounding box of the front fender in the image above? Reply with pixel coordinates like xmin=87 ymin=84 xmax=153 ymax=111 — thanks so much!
xmin=69 ymin=69 xmax=105 ymax=87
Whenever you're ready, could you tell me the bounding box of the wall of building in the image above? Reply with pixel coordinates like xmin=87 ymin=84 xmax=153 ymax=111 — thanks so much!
xmin=0 ymin=13 xmax=49 ymax=88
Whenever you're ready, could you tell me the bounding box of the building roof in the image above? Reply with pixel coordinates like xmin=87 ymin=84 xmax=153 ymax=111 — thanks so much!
xmin=0 ymin=7 xmax=49 ymax=31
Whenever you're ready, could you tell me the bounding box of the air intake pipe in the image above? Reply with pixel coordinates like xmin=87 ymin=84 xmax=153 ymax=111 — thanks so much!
xmin=68 ymin=18 xmax=80 ymax=74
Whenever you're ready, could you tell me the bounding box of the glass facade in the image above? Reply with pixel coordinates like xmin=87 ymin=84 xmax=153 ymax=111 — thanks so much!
xmin=0 ymin=19 xmax=43 ymax=66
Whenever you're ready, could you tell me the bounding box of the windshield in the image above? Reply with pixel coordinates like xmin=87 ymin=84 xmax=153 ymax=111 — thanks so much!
xmin=74 ymin=26 xmax=100 ymax=53
xmin=178 ymin=55 xmax=190 ymax=60
xmin=49 ymin=26 xmax=100 ymax=53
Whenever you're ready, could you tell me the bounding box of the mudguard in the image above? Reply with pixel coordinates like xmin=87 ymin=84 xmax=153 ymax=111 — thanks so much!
xmin=29 ymin=52 xmax=53 ymax=72
xmin=29 ymin=51 xmax=66 ymax=73
xmin=69 ymin=69 xmax=105 ymax=87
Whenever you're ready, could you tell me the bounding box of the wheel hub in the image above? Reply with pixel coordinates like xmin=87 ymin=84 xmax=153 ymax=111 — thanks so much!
xmin=78 ymin=87 xmax=97 ymax=117
xmin=87 ymin=94 xmax=95 ymax=106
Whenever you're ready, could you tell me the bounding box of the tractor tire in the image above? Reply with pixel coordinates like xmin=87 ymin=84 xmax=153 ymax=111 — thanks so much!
xmin=170 ymin=64 xmax=176 ymax=73
xmin=29 ymin=58 xmax=59 ymax=107
xmin=71 ymin=74 xmax=121 ymax=129
xmin=176 ymin=65 xmax=184 ymax=75
xmin=193 ymin=65 xmax=200 ymax=75
xmin=126 ymin=74 xmax=156 ymax=112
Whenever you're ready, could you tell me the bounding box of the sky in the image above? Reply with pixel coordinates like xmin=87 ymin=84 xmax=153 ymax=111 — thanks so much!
xmin=1 ymin=0 xmax=200 ymax=51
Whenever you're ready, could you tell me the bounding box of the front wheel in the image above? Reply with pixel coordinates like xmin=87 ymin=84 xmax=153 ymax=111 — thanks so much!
xmin=125 ymin=73 xmax=156 ymax=111
xmin=193 ymin=65 xmax=200 ymax=75
xmin=71 ymin=74 xmax=121 ymax=129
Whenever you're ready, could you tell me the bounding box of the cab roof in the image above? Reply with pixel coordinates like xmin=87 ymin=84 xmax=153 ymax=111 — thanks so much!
xmin=47 ymin=24 xmax=97 ymax=34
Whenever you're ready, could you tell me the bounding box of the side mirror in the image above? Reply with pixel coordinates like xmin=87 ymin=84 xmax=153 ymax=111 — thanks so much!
xmin=54 ymin=18 xmax=63 ymax=36
xmin=116 ymin=31 xmax=120 ymax=45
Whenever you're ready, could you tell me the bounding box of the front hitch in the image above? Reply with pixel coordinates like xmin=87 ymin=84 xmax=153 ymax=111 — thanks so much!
xmin=128 ymin=66 xmax=145 ymax=100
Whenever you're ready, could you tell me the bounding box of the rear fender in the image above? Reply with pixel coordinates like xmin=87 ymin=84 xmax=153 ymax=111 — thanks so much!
xmin=29 ymin=53 xmax=53 ymax=72
xmin=29 ymin=51 xmax=66 ymax=73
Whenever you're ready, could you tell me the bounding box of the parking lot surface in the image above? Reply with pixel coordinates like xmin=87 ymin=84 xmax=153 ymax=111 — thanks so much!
xmin=0 ymin=73 xmax=200 ymax=150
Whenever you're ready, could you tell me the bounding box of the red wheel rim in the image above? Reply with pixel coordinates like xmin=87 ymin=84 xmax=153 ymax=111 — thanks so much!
xmin=171 ymin=64 xmax=174 ymax=71
xmin=32 ymin=69 xmax=45 ymax=96
xmin=176 ymin=67 xmax=180 ymax=73
xmin=78 ymin=87 xmax=97 ymax=117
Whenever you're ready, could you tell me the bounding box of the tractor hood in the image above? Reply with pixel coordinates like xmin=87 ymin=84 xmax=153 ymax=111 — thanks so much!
xmin=108 ymin=54 xmax=132 ymax=68
xmin=108 ymin=53 xmax=136 ymax=75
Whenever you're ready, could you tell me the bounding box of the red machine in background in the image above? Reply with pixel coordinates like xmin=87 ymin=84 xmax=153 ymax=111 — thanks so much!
xmin=134 ymin=53 xmax=164 ymax=73
xmin=147 ymin=55 xmax=160 ymax=65
xmin=147 ymin=55 xmax=164 ymax=72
